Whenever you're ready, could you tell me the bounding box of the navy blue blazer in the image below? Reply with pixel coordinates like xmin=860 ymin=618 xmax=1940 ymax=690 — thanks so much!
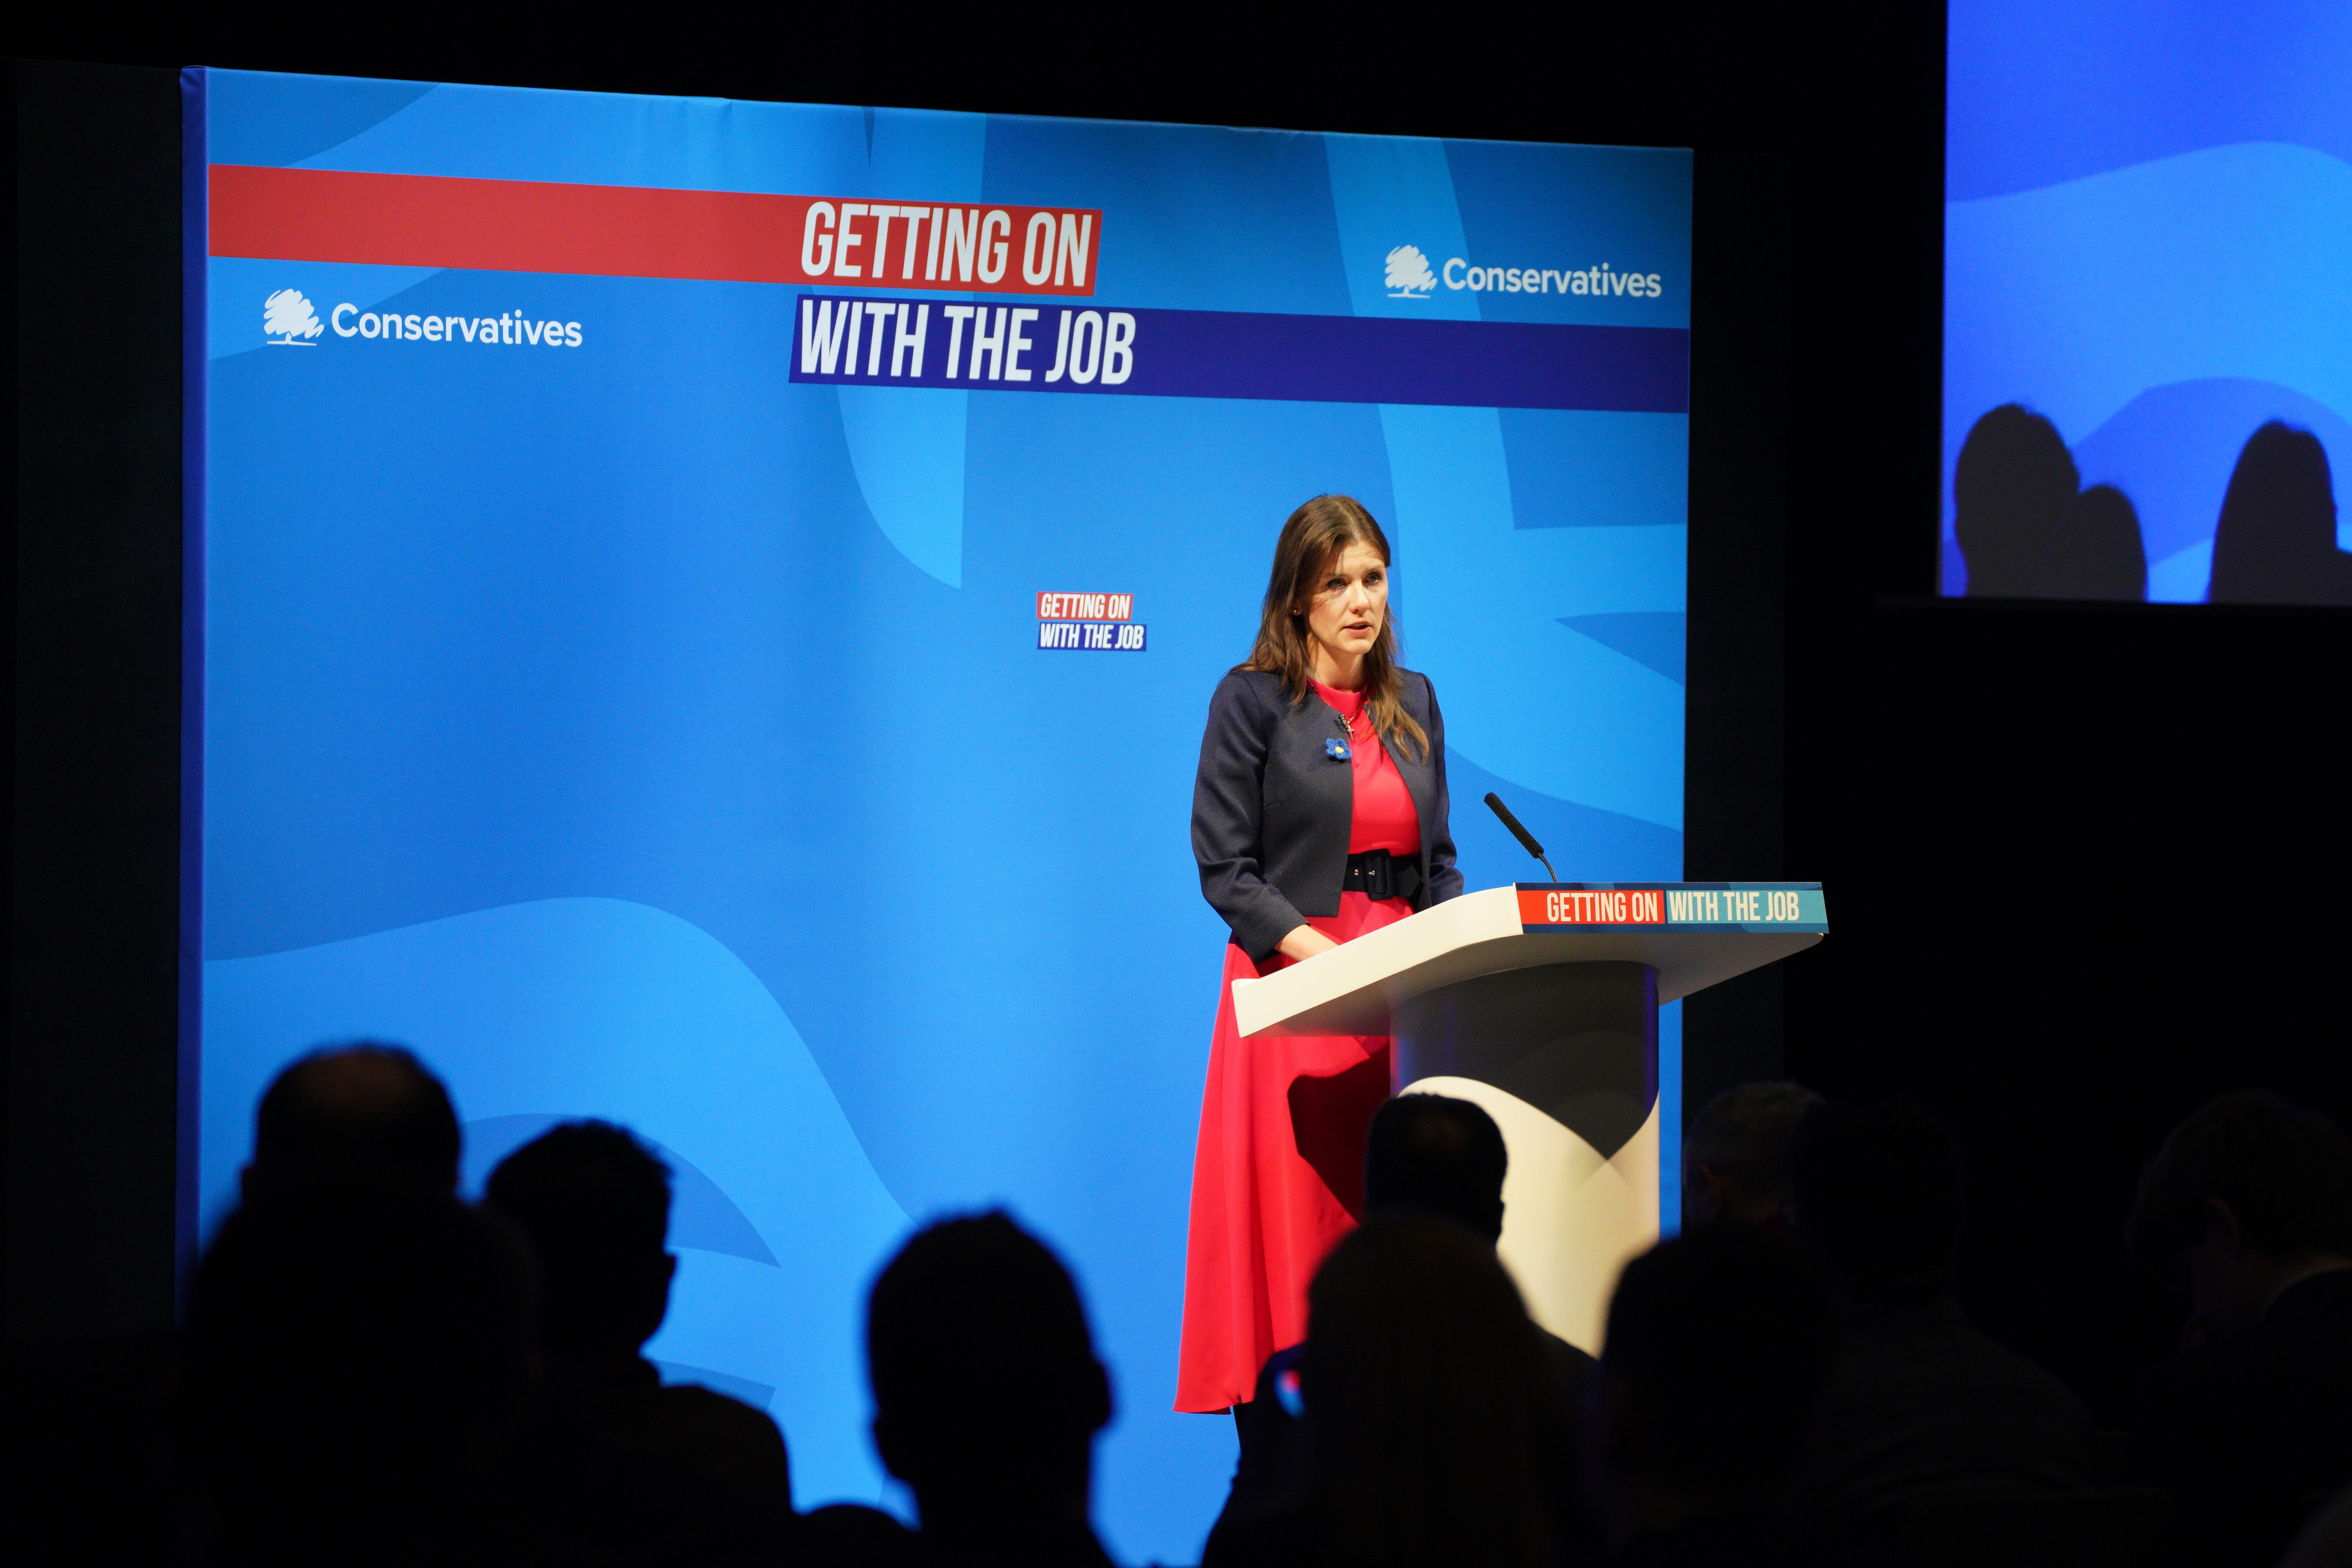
xmin=1191 ymin=667 xmax=1462 ymax=963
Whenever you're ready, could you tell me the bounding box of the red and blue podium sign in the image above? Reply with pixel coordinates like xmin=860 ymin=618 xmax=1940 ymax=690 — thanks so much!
xmin=1517 ymin=882 xmax=1829 ymax=932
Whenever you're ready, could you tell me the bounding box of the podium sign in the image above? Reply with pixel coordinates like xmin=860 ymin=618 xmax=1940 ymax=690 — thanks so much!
xmin=1233 ymin=883 xmax=1826 ymax=1352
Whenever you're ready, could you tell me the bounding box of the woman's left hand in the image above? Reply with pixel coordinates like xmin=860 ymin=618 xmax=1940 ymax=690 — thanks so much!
xmin=1276 ymin=924 xmax=1340 ymax=962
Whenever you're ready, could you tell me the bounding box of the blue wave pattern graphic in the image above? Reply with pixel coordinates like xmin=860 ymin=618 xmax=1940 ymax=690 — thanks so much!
xmin=1944 ymin=4 xmax=2352 ymax=596
xmin=461 ymin=1114 xmax=779 ymax=1265
xmin=1949 ymin=0 xmax=2352 ymax=201
xmin=2073 ymin=379 xmax=2352 ymax=601
xmin=193 ymin=70 xmax=1691 ymax=1561
xmin=1942 ymin=142 xmax=2352 ymax=593
xmin=833 ymin=109 xmax=986 ymax=589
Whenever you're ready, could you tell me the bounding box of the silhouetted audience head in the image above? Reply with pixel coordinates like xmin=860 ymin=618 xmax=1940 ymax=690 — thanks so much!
xmin=486 ymin=1121 xmax=675 ymax=1366
xmin=185 ymin=1189 xmax=536 ymax=1563
xmin=867 ymin=1211 xmax=1111 ymax=1534
xmin=1955 ymin=404 xmax=2079 ymax=597
xmin=801 ymin=1502 xmax=921 ymax=1567
xmin=2054 ymin=483 xmax=2147 ymax=601
xmin=1218 ymin=1101 xmax=1594 ymax=1559
xmin=1789 ymin=1096 xmax=1962 ymax=1305
xmin=1364 ymin=1092 xmax=1508 ymax=1242
xmin=2209 ymin=421 xmax=2352 ymax=605
xmin=1683 ymin=1080 xmax=1822 ymax=1233
xmin=489 ymin=1122 xmax=795 ymax=1565
xmin=244 ymin=1042 xmax=460 ymax=1200
xmin=1590 ymin=1229 xmax=1838 ymax=1539
xmin=2126 ymin=1091 xmax=2352 ymax=1333
xmin=1299 ymin=1214 xmax=1559 ymax=1568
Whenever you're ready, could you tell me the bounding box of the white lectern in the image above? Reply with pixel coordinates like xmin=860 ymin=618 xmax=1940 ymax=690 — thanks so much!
xmin=1232 ymin=882 xmax=1826 ymax=1353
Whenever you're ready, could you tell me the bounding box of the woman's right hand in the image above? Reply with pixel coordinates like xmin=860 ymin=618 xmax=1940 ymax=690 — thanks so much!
xmin=1277 ymin=924 xmax=1340 ymax=963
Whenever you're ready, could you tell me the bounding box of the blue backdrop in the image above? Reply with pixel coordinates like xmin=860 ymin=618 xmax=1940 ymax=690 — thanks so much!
xmin=186 ymin=69 xmax=1691 ymax=1561
xmin=1944 ymin=0 xmax=2352 ymax=599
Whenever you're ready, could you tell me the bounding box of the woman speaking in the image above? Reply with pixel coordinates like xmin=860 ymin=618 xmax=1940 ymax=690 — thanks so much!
xmin=1176 ymin=494 xmax=1461 ymax=1414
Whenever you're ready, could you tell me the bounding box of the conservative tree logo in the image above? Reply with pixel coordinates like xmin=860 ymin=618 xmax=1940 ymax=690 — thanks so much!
xmin=1384 ymin=245 xmax=1437 ymax=299
xmin=263 ymin=289 xmax=324 ymax=345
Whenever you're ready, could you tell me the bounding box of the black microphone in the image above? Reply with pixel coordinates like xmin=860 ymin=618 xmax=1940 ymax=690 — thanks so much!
xmin=1483 ymin=792 xmax=1560 ymax=883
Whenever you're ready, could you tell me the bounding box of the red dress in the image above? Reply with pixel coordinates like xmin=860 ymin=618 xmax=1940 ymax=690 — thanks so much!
xmin=1176 ymin=681 xmax=1422 ymax=1412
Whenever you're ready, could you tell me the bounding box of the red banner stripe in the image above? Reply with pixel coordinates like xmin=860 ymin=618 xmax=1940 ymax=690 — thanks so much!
xmin=1518 ymin=887 xmax=1667 ymax=926
xmin=207 ymin=165 xmax=1102 ymax=294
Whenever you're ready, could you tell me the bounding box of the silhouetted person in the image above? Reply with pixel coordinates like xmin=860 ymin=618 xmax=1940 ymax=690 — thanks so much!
xmin=1220 ymin=1093 xmax=1596 ymax=1545
xmin=800 ymin=1502 xmax=921 ymax=1568
xmin=242 ymin=1041 xmax=461 ymax=1202
xmin=1955 ymin=404 xmax=2079 ymax=597
xmin=487 ymin=1121 xmax=792 ymax=1565
xmin=866 ymin=1212 xmax=1114 ymax=1567
xmin=1206 ymin=1214 xmax=1564 ymax=1568
xmin=1682 ymin=1080 xmax=1822 ymax=1234
xmin=1784 ymin=1098 xmax=2092 ymax=1523
xmin=2125 ymin=1091 xmax=2352 ymax=1566
xmin=2207 ymin=422 xmax=2352 ymax=604
xmin=2050 ymin=483 xmax=2147 ymax=601
xmin=183 ymin=1042 xmax=534 ymax=1561
xmin=183 ymin=1185 xmax=537 ymax=1565
xmin=1585 ymin=1229 xmax=1839 ymax=1565
xmin=1365 ymin=1089 xmax=1510 ymax=1235
xmin=1369 ymin=1093 xmax=1595 ymax=1442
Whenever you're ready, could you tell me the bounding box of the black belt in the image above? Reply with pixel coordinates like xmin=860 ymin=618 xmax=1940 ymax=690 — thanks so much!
xmin=1344 ymin=849 xmax=1422 ymax=903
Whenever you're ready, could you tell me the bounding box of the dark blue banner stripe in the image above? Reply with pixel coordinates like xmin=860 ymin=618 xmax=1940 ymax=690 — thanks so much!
xmin=786 ymin=295 xmax=1689 ymax=413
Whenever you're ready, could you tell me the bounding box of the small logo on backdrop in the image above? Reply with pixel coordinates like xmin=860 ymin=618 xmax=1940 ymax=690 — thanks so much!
xmin=1036 ymin=591 xmax=1146 ymax=652
xmin=1383 ymin=245 xmax=1437 ymax=300
xmin=1438 ymin=256 xmax=1665 ymax=298
xmin=263 ymin=289 xmax=324 ymax=345
xmin=329 ymin=303 xmax=583 ymax=347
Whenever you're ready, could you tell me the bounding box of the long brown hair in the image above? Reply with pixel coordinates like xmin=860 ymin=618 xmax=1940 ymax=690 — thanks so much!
xmin=1239 ymin=494 xmax=1429 ymax=763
